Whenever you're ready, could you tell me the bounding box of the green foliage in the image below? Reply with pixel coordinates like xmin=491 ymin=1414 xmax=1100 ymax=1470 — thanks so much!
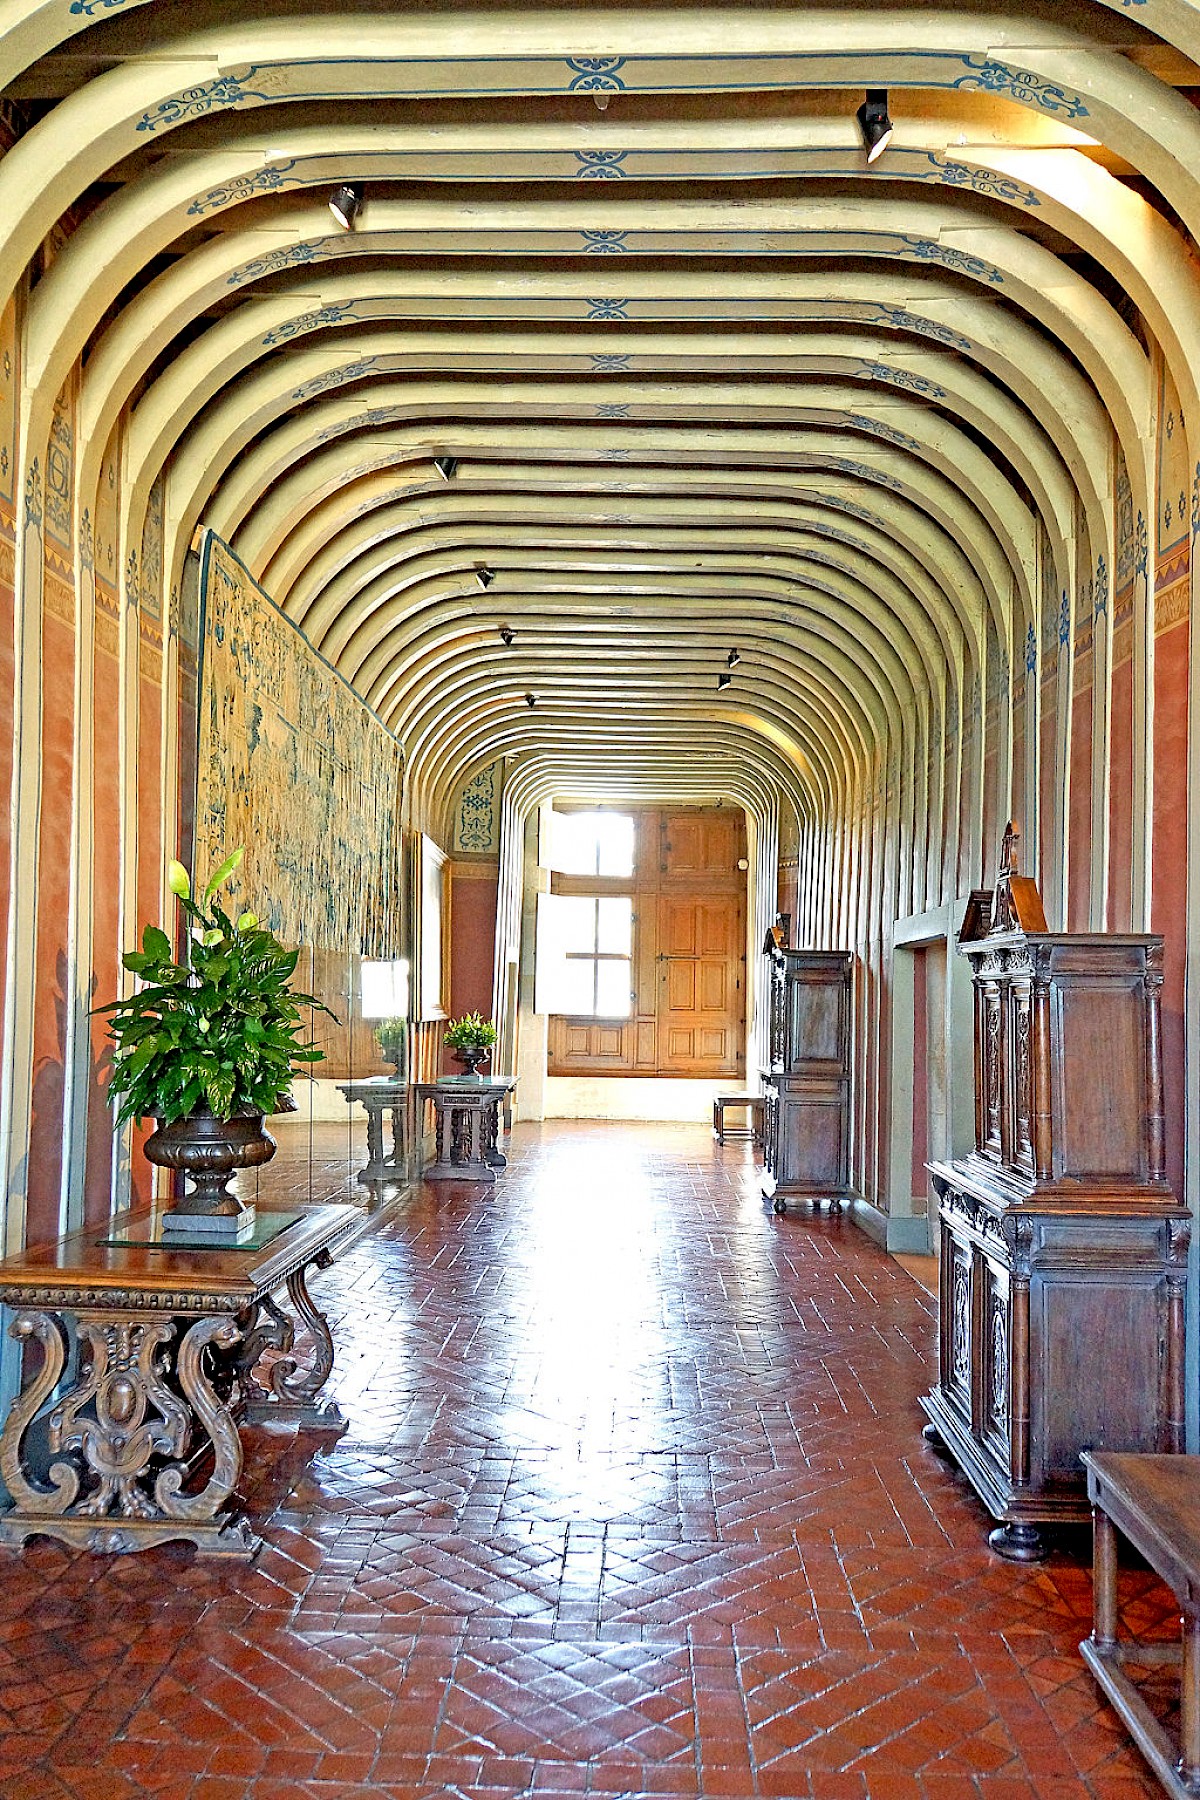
xmin=443 ymin=1011 xmax=497 ymax=1050
xmin=375 ymin=1016 xmax=408 ymax=1054
xmin=97 ymin=852 xmax=334 ymax=1127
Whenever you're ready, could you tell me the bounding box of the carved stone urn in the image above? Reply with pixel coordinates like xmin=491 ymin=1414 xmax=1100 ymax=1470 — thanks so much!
xmin=143 ymin=1106 xmax=277 ymax=1237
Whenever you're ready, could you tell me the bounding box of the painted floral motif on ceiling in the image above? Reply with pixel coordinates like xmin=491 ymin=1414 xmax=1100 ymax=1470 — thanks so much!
xmin=455 ymin=764 xmax=501 ymax=854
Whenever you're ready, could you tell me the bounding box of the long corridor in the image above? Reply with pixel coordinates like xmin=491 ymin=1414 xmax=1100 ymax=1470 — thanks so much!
xmin=0 ymin=1123 xmax=1172 ymax=1800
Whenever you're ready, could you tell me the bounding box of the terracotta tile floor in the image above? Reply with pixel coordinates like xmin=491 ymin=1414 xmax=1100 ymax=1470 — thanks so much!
xmin=0 ymin=1120 xmax=1179 ymax=1799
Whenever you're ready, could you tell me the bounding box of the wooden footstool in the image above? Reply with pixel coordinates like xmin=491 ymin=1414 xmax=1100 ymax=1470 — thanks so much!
xmin=712 ymin=1094 xmax=765 ymax=1145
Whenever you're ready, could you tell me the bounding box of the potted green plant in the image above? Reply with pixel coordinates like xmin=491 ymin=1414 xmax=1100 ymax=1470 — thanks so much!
xmin=443 ymin=1011 xmax=498 ymax=1079
xmin=98 ymin=848 xmax=331 ymax=1238
xmin=374 ymin=1016 xmax=408 ymax=1079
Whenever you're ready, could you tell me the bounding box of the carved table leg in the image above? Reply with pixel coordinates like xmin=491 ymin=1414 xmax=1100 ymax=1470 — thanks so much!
xmin=1091 ymin=1505 xmax=1119 ymax=1650
xmin=0 ymin=1307 xmax=258 ymax=1557
xmin=241 ymin=1252 xmax=346 ymax=1430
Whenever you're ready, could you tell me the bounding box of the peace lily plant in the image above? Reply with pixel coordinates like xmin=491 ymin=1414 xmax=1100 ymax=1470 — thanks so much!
xmin=100 ymin=848 xmax=330 ymax=1127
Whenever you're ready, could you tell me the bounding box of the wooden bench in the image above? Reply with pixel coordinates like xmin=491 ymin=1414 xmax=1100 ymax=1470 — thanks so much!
xmin=1081 ymin=1452 xmax=1200 ymax=1799
xmin=0 ymin=1201 xmax=359 ymax=1558
xmin=712 ymin=1094 xmax=765 ymax=1144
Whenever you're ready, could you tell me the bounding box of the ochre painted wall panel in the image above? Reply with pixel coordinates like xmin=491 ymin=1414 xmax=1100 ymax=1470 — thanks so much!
xmin=1107 ymin=651 xmax=1134 ymax=932
xmin=1152 ymin=614 xmax=1188 ymax=1202
xmin=1067 ymin=685 xmax=1092 ymax=932
xmin=26 ymin=608 xmax=75 ymax=1244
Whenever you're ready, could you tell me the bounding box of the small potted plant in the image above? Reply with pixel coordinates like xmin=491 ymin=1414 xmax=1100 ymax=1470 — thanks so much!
xmin=98 ymin=849 xmax=331 ymax=1238
xmin=375 ymin=1016 xmax=408 ymax=1079
xmin=443 ymin=1011 xmax=497 ymax=1079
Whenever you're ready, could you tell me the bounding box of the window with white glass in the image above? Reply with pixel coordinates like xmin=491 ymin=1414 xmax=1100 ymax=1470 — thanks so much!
xmin=535 ymin=894 xmax=634 ymax=1018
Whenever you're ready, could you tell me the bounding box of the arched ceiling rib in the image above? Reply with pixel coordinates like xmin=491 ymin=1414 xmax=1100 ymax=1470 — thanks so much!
xmin=4 ymin=1 xmax=1199 ymax=843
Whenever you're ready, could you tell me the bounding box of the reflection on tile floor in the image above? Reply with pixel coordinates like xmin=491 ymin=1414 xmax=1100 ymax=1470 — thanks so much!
xmin=0 ymin=1120 xmax=1178 ymax=1798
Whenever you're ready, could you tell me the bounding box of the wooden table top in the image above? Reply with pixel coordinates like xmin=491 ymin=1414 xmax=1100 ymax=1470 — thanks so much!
xmin=0 ymin=1202 xmax=360 ymax=1309
xmin=1083 ymin=1453 xmax=1200 ymax=1599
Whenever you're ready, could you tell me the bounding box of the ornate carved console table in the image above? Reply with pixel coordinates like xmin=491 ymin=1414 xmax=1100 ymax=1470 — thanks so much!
xmin=0 ymin=1202 xmax=358 ymax=1558
xmin=415 ymin=1077 xmax=516 ymax=1183
xmin=336 ymin=1075 xmax=408 ymax=1184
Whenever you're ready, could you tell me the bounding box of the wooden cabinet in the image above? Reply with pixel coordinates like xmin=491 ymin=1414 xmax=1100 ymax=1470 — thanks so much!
xmin=760 ymin=945 xmax=853 ymax=1211
xmin=922 ymin=833 xmax=1189 ymax=1561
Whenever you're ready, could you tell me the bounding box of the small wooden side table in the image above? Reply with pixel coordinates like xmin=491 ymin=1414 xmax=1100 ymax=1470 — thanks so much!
xmin=336 ymin=1075 xmax=407 ymax=1183
xmin=415 ymin=1077 xmax=516 ymax=1183
xmin=1081 ymin=1451 xmax=1200 ymax=1798
xmin=0 ymin=1202 xmax=358 ymax=1558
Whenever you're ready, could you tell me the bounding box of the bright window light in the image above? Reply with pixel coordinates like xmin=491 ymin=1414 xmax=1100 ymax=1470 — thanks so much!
xmin=535 ymin=894 xmax=633 ymax=1017
xmin=361 ymin=959 xmax=410 ymax=1018
xmin=547 ymin=810 xmax=634 ymax=878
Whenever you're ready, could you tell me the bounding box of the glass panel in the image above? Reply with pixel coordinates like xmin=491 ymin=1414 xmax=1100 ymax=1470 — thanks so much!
xmin=546 ymin=809 xmax=634 ymax=877
xmin=557 ymin=895 xmax=599 ymax=951
xmin=595 ymin=959 xmax=632 ymax=1018
xmin=596 ymin=897 xmax=632 ymax=955
xmin=558 ymin=957 xmax=598 ymax=1014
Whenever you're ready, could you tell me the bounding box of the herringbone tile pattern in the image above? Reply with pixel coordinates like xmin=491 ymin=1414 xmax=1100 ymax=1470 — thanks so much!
xmin=0 ymin=1120 xmax=1177 ymax=1798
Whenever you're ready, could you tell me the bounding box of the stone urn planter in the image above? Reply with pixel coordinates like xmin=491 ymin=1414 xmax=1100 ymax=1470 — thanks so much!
xmin=143 ymin=1106 xmax=278 ymax=1229
xmin=452 ymin=1044 xmax=491 ymax=1079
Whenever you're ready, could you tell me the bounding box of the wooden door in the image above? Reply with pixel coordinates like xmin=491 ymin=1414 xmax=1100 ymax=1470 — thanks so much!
xmin=657 ymin=892 xmax=744 ymax=1074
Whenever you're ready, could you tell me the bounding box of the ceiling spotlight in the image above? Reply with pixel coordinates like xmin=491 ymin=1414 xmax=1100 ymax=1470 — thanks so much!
xmin=592 ymin=92 xmax=611 ymax=112
xmin=476 ymin=567 xmax=495 ymax=589
xmin=717 ymin=672 xmax=733 ymax=691
xmin=499 ymin=626 xmax=515 ymax=645
xmin=856 ymin=90 xmax=894 ymax=164
xmin=727 ymin=648 xmax=741 ymax=668
xmin=433 ymin=456 xmax=459 ymax=480
xmin=327 ymin=182 xmax=363 ymax=230
xmin=525 ymin=692 xmax=537 ymax=708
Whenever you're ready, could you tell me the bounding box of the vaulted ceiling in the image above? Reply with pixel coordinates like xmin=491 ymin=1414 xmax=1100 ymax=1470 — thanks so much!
xmin=3 ymin=0 xmax=1199 ymax=846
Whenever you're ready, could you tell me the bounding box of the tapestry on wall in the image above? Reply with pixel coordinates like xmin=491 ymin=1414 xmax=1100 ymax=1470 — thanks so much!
xmin=195 ymin=531 xmax=403 ymax=956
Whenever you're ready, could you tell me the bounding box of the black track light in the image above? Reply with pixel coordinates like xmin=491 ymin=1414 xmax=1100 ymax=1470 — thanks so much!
xmin=856 ymin=90 xmax=894 ymax=164
xmin=717 ymin=672 xmax=732 ymax=691
xmin=525 ymin=692 xmax=537 ymax=708
xmin=476 ymin=567 xmax=495 ymax=589
xmin=727 ymin=648 xmax=741 ymax=668
xmin=499 ymin=626 xmax=515 ymax=646
xmin=328 ymin=182 xmax=363 ymax=230
xmin=433 ymin=456 xmax=459 ymax=480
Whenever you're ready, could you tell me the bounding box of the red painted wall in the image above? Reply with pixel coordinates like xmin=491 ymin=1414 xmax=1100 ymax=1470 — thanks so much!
xmin=441 ymin=863 xmax=499 ymax=1075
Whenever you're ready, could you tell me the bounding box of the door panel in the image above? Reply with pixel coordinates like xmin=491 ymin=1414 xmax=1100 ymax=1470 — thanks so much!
xmin=659 ymin=890 xmax=743 ymax=1076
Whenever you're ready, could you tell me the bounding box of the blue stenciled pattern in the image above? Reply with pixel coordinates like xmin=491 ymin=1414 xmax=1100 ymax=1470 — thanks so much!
xmin=586 ymin=298 xmax=629 ymax=319
xmin=23 ymin=458 xmax=42 ymax=532
xmin=70 ymin=0 xmax=139 ymax=12
xmin=591 ymin=353 xmax=631 ymax=372
xmin=263 ymin=304 xmax=360 ymax=347
xmin=856 ymin=363 xmax=947 ymax=400
xmin=565 ymin=58 xmax=628 ymax=92
xmin=898 ymin=237 xmax=1005 ymax=285
xmin=1025 ymin=623 xmax=1037 ymax=675
xmin=137 ymin=70 xmax=275 ymax=133
xmin=187 ymin=162 xmax=303 ymax=217
xmin=456 ymin=764 xmax=500 ymax=853
xmin=1058 ymin=590 xmax=1071 ymax=646
xmin=870 ymin=308 xmax=971 ymax=353
xmin=1136 ymin=511 xmax=1149 ymax=579
xmin=921 ymin=155 xmax=1040 ymax=207
xmin=844 ymin=415 xmax=919 ymax=451
xmin=581 ymin=230 xmax=630 ymax=254
xmin=824 ymin=457 xmax=906 ymax=493
xmin=950 ymin=56 xmax=1089 ymax=118
xmin=596 ymin=403 xmax=630 ymax=418
xmin=228 ymin=242 xmax=326 ymax=287
xmin=574 ymin=151 xmax=629 ymax=179
xmin=1094 ymin=555 xmax=1109 ymax=619
xmin=292 ymin=358 xmax=380 ymax=401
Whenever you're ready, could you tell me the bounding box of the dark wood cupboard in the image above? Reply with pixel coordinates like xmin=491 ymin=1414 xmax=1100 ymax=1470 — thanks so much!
xmin=922 ymin=834 xmax=1189 ymax=1560
xmin=760 ymin=944 xmax=854 ymax=1212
